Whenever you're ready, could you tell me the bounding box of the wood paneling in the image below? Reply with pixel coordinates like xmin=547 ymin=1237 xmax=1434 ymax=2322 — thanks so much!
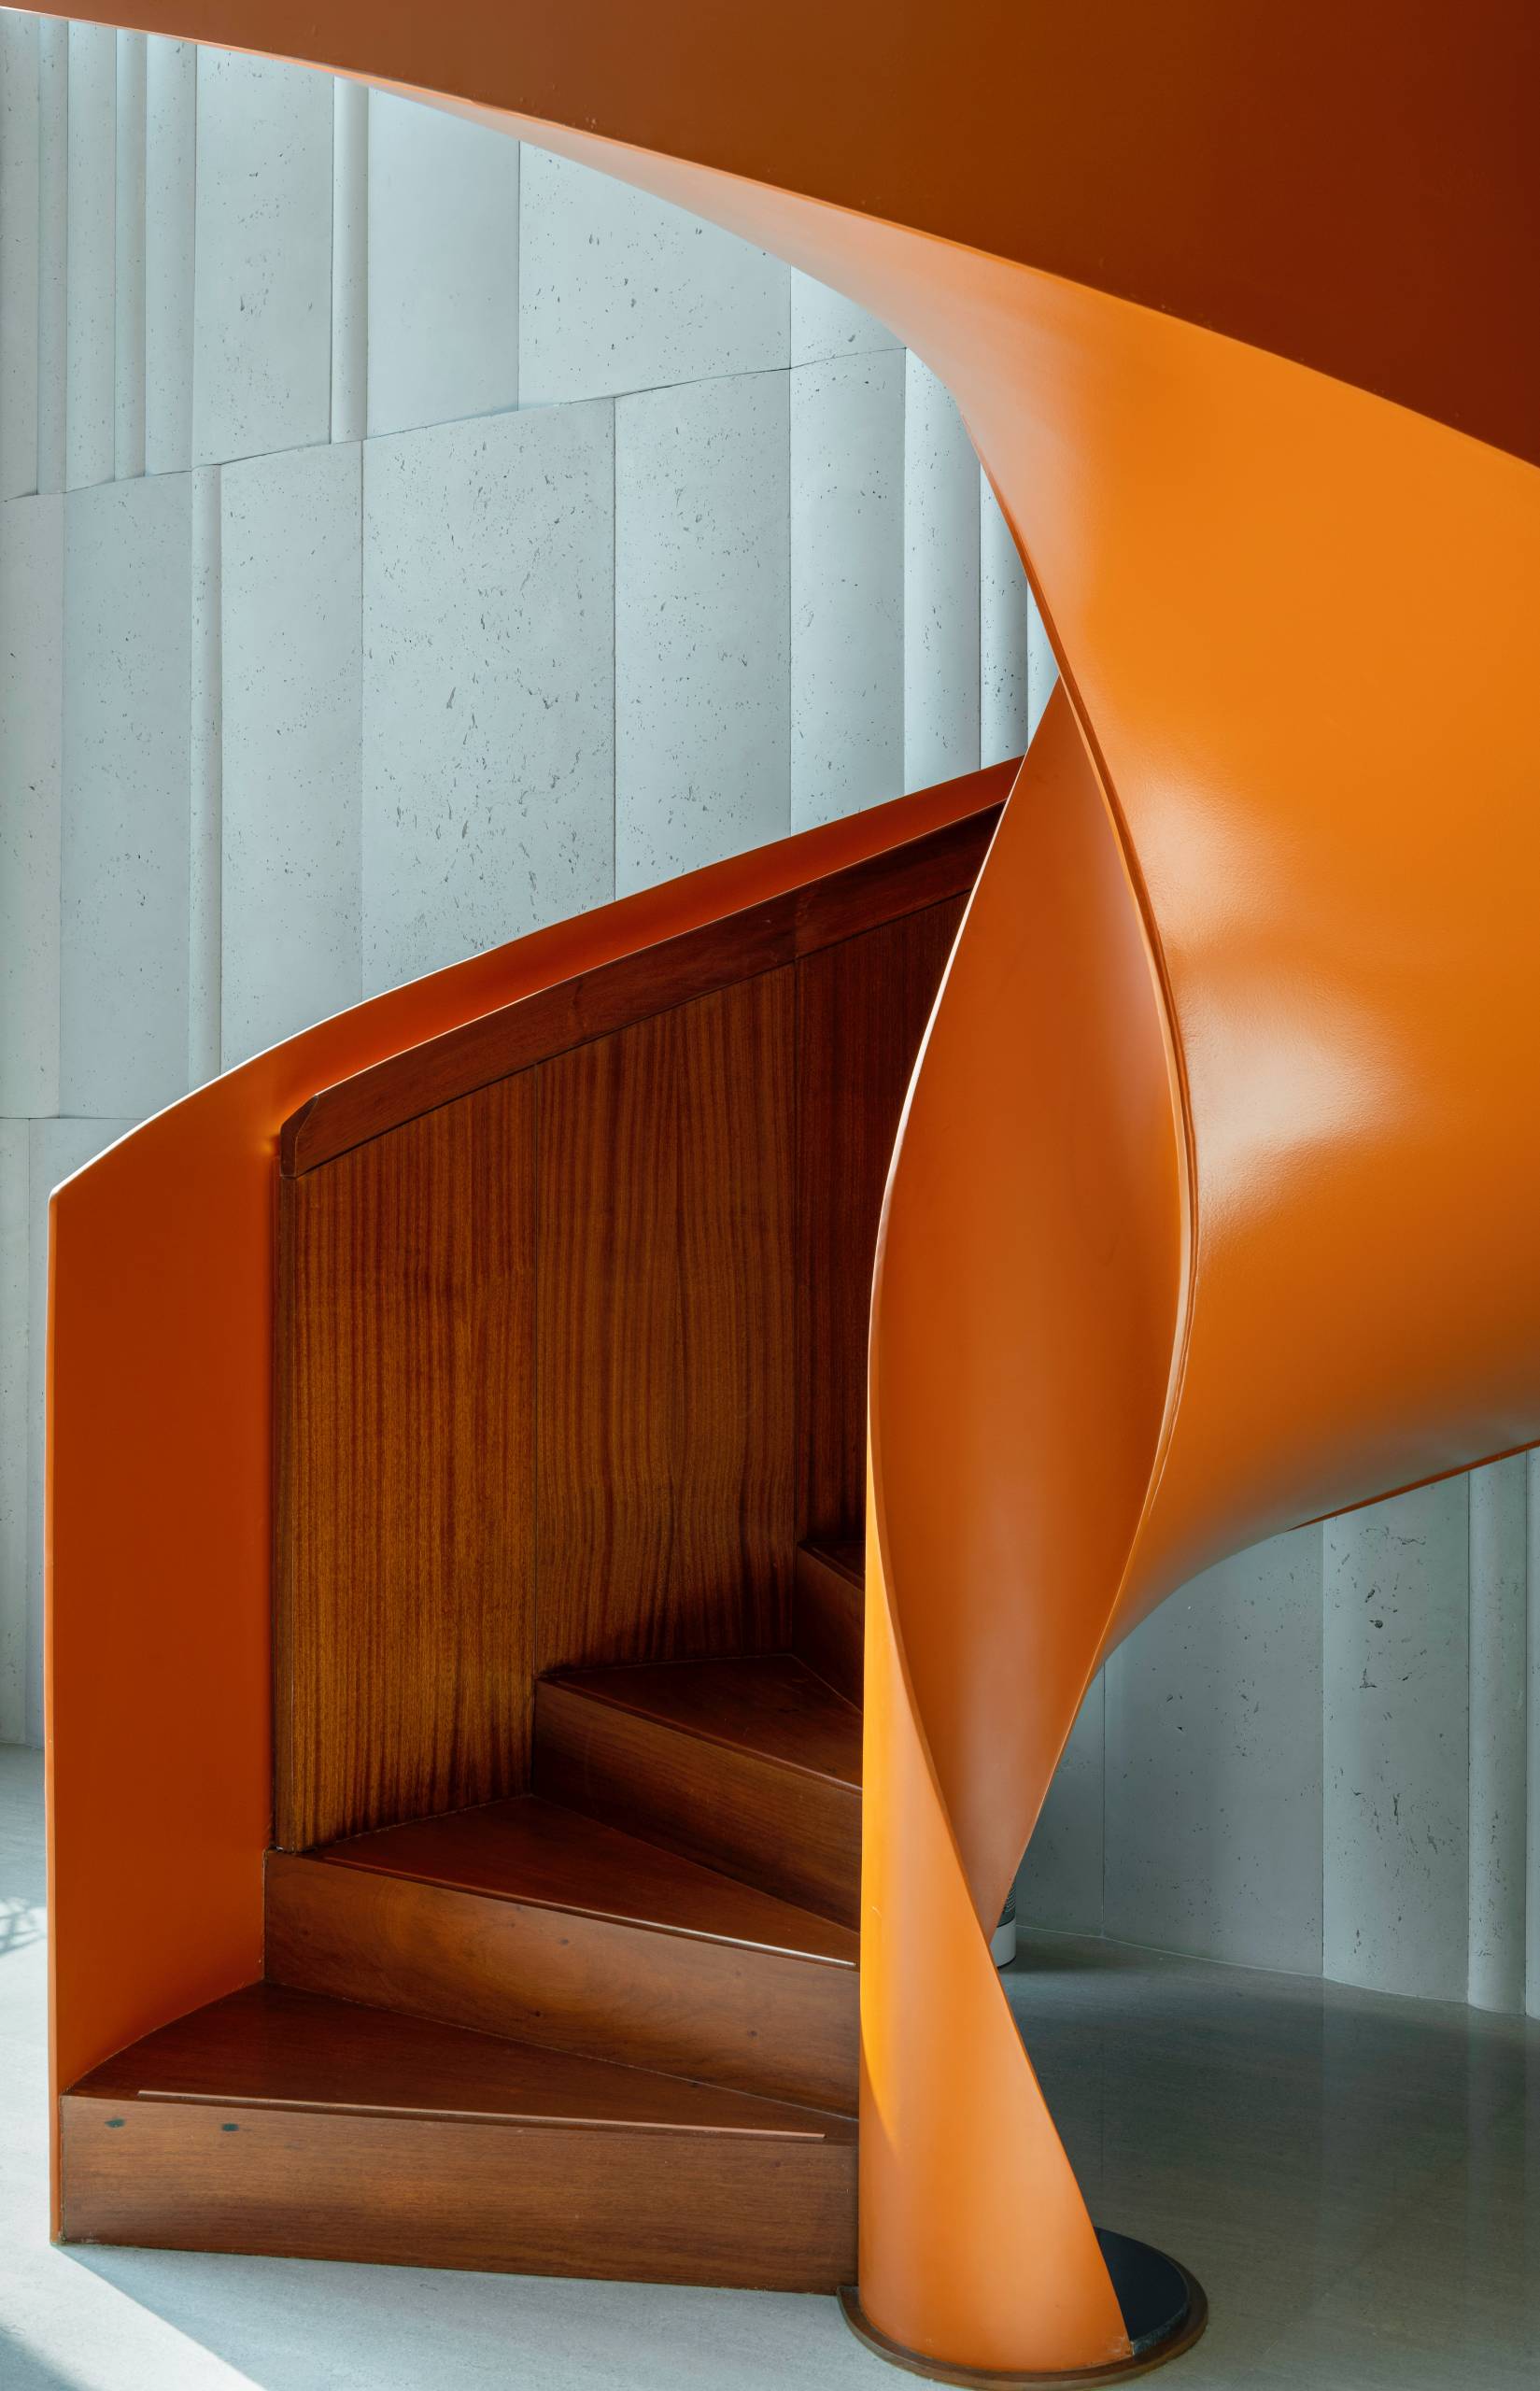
xmin=284 ymin=799 xmax=1001 ymax=1175
xmin=796 ymin=897 xmax=966 ymax=1545
xmin=276 ymin=852 xmax=974 ymax=1856
xmin=63 ymin=1985 xmax=855 ymax=2289
xmin=534 ymin=973 xmax=796 ymax=1671
xmin=276 ymin=1078 xmax=536 ymax=1850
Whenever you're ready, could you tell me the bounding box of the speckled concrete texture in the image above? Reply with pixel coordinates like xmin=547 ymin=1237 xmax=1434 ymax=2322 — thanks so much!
xmin=59 ymin=474 xmax=191 ymax=1117
xmin=0 ymin=12 xmax=43 ymax=500
xmin=1468 ymin=1457 xmax=1528 ymax=2013
xmin=143 ymin=35 xmax=195 ymax=474
xmin=519 ymin=146 xmax=788 ymax=407
xmin=1106 ymin=1527 xmax=1325 ymax=1975
xmin=0 ymin=495 xmax=63 ymax=1115
xmin=366 ymin=92 xmax=519 ymax=440
xmin=191 ymin=52 xmax=332 ymax=467
xmin=220 ymin=441 xmax=363 ymax=1067
xmin=1324 ymin=1479 xmax=1471 ymax=2002
xmin=615 ymin=370 xmax=789 ymax=894
xmin=362 ymin=403 xmax=615 ymax=989
xmin=790 ymin=270 xmax=898 ymax=370
xmin=789 ymin=349 xmax=904 ymax=828
xmin=1017 ymin=1675 xmax=1106 ymax=1935
xmin=63 ymin=23 xmax=115 ymax=492
xmin=902 ymin=352 xmax=980 ymax=792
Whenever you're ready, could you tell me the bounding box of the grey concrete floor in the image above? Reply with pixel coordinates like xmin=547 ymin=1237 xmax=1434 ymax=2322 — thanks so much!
xmin=2 ymin=1742 xmax=1536 ymax=2389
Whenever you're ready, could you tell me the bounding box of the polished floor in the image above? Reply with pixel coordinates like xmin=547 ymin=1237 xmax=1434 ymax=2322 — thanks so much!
xmin=2 ymin=1745 xmax=1535 ymax=2389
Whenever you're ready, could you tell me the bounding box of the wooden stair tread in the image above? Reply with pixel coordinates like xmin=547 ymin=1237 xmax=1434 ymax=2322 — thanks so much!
xmin=316 ymin=1794 xmax=855 ymax=1966
xmin=543 ymin=1655 xmax=862 ymax=1787
xmin=72 ymin=1983 xmax=852 ymax=2141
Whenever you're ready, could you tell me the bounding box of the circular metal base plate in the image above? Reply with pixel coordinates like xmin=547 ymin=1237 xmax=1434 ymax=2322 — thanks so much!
xmin=838 ymin=2232 xmax=1208 ymax=2386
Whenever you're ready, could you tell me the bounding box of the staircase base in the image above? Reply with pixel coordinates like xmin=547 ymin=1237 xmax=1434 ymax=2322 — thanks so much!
xmin=837 ymin=2235 xmax=1207 ymax=2384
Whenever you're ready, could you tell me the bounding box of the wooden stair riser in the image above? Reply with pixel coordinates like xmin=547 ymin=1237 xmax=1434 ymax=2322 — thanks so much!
xmin=533 ymin=1678 xmax=861 ymax=1929
xmin=61 ymin=2095 xmax=855 ymax=2290
xmin=792 ymin=1545 xmax=865 ymax=1705
xmin=265 ymin=1851 xmax=856 ymax=2114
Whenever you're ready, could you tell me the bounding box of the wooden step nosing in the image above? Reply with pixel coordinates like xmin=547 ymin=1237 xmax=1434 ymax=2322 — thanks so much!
xmin=541 ymin=1673 xmax=863 ymax=1792
xmin=799 ymin=1542 xmax=866 ymax=1590
xmin=314 ymin=1851 xmax=857 ymax=1969
xmin=125 ymin=2090 xmax=832 ymax=2141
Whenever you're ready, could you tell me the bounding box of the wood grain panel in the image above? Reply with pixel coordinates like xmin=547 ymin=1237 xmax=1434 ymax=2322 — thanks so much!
xmin=284 ymin=796 xmax=1003 ymax=1175
xmin=534 ymin=973 xmax=797 ymax=1672
xmin=62 ymin=2096 xmax=856 ymax=2286
xmin=276 ymin=1078 xmax=536 ymax=1850
xmin=795 ymin=898 xmax=966 ymax=1547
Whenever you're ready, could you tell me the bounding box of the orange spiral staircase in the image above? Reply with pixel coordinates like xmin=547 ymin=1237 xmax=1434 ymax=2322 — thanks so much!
xmin=44 ymin=6 xmax=1540 ymax=2383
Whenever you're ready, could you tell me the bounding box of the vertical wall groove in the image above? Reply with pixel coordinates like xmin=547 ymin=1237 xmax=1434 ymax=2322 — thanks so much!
xmin=144 ymin=35 xmax=194 ymax=474
xmin=1467 ymin=1457 xmax=1528 ymax=2011
xmin=330 ymin=78 xmax=367 ymax=444
xmin=1528 ymin=1450 xmax=1540 ymax=2020
xmin=1 ymin=13 xmax=42 ymax=500
xmin=35 ymin=16 xmax=66 ymax=494
xmin=112 ymin=31 xmax=146 ymax=479
xmin=189 ymin=463 xmax=222 ymax=1087
xmin=64 ymin=22 xmax=115 ymax=489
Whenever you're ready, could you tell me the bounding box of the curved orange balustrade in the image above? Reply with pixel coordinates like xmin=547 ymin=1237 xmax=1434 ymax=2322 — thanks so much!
xmin=43 ymin=769 xmax=999 ymax=2158
xmin=45 ymin=3 xmax=1540 ymax=2379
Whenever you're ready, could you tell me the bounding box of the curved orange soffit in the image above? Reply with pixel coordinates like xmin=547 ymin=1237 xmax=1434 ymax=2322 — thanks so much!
xmin=45 ymin=3 xmax=1540 ymax=2378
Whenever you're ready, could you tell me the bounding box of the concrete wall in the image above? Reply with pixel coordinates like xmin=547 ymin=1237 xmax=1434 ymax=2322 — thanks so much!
xmin=3 ymin=23 xmax=1532 ymax=2027
xmin=1019 ymin=1472 xmax=1540 ymax=2019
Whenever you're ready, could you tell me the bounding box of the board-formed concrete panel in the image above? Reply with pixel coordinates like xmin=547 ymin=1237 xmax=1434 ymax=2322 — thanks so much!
xmin=0 ymin=13 xmax=41 ymax=500
xmin=220 ymin=442 xmax=362 ymax=1067
xmin=191 ymin=51 xmax=332 ymax=465
xmin=143 ymin=36 xmax=195 ymax=474
xmin=362 ymin=403 xmax=615 ymax=992
xmin=1016 ymin=1677 xmax=1105 ymax=1936
xmin=366 ymin=92 xmax=519 ymax=439
xmin=903 ymin=354 xmax=980 ymax=793
xmin=1466 ymin=1456 xmax=1527 ymax=2012
xmin=64 ymin=22 xmax=116 ymax=491
xmin=1105 ymin=1527 xmax=1325 ymax=1974
xmin=790 ymin=351 xmax=904 ymax=829
xmin=1323 ymin=1479 xmax=1471 ymax=2003
xmin=59 ymin=473 xmax=191 ymax=1117
xmin=0 ymin=496 xmax=64 ymax=1116
xmin=790 ymin=271 xmax=899 ymax=371
xmin=981 ymin=476 xmax=1031 ymax=768
xmin=615 ymin=371 xmax=789 ymax=895
xmin=519 ymin=147 xmax=788 ymax=405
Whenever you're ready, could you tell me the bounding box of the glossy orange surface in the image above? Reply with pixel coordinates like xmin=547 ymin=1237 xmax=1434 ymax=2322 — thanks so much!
xmin=45 ymin=3 xmax=1540 ymax=2376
